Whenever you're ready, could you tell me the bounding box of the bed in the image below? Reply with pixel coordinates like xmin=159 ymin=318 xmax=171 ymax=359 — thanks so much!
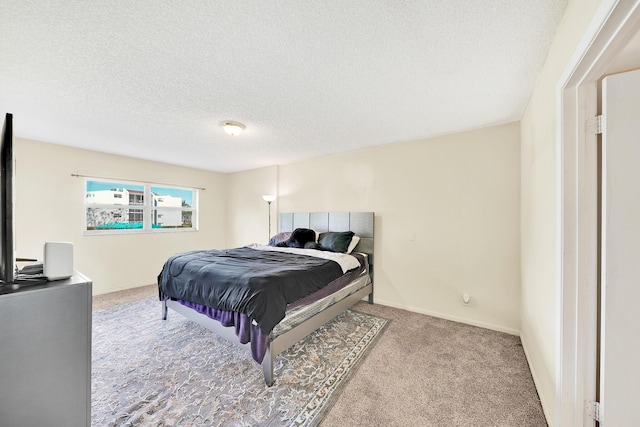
xmin=158 ymin=211 xmax=374 ymax=386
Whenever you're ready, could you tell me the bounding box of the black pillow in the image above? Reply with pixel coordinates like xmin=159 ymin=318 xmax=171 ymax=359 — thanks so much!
xmin=276 ymin=228 xmax=316 ymax=248
xmin=304 ymin=241 xmax=322 ymax=250
xmin=318 ymin=231 xmax=355 ymax=253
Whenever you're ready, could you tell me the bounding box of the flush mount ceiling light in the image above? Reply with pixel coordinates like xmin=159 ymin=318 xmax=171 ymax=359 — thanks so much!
xmin=221 ymin=121 xmax=245 ymax=136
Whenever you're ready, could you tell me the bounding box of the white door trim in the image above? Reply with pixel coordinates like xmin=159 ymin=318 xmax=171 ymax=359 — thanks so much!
xmin=557 ymin=1 xmax=640 ymax=425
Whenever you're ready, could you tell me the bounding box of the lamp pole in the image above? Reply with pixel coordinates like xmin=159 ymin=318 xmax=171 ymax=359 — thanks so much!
xmin=267 ymin=200 xmax=272 ymax=242
xmin=262 ymin=195 xmax=276 ymax=243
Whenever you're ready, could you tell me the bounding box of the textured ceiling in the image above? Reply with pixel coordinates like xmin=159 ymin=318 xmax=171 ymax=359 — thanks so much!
xmin=0 ymin=1 xmax=567 ymax=173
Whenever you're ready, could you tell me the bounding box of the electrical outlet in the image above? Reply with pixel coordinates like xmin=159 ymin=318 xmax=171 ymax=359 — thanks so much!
xmin=462 ymin=293 xmax=471 ymax=306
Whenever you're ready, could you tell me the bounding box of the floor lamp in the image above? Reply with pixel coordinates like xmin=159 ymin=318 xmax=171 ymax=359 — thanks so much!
xmin=262 ymin=195 xmax=276 ymax=242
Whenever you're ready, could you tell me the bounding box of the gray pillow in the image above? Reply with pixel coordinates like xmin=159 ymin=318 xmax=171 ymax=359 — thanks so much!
xmin=268 ymin=232 xmax=291 ymax=246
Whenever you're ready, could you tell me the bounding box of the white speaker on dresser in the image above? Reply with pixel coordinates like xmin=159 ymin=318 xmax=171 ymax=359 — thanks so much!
xmin=44 ymin=241 xmax=74 ymax=281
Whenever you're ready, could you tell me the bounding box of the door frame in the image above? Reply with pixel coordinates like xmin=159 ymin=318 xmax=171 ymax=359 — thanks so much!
xmin=557 ymin=1 xmax=640 ymax=425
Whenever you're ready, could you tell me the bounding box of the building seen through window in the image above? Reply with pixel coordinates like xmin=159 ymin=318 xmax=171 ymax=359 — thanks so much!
xmin=85 ymin=180 xmax=197 ymax=232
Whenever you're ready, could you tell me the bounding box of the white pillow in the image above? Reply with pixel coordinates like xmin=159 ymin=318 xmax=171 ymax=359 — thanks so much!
xmin=346 ymin=235 xmax=360 ymax=253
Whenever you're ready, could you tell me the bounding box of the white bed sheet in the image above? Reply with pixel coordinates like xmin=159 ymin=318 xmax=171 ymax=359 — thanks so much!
xmin=245 ymin=243 xmax=361 ymax=274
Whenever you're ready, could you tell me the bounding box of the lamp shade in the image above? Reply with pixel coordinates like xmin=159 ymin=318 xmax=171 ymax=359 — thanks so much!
xmin=262 ymin=195 xmax=276 ymax=203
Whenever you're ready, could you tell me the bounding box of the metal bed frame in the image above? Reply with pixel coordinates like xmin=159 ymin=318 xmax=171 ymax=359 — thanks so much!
xmin=161 ymin=211 xmax=375 ymax=386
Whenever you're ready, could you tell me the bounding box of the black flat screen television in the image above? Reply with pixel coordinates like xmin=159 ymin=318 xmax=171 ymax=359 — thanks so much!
xmin=1 ymin=113 xmax=15 ymax=283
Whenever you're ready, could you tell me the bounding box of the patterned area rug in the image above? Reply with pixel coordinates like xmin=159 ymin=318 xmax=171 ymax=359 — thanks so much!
xmin=92 ymin=297 xmax=387 ymax=426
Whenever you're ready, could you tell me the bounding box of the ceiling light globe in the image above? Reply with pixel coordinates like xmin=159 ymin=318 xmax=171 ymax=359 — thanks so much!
xmin=222 ymin=121 xmax=245 ymax=136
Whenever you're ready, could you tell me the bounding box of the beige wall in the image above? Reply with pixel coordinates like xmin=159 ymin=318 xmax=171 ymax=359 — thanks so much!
xmin=14 ymin=138 xmax=228 ymax=295
xmin=230 ymin=122 xmax=522 ymax=334
xmin=226 ymin=165 xmax=278 ymax=248
xmin=520 ymin=0 xmax=602 ymax=424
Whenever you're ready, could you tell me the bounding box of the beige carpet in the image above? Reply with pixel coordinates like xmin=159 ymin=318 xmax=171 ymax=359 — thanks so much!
xmin=93 ymin=286 xmax=547 ymax=426
xmin=92 ymin=284 xmax=157 ymax=310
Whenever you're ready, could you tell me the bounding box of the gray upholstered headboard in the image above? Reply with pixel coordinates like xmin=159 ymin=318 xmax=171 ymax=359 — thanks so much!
xmin=278 ymin=211 xmax=374 ymax=268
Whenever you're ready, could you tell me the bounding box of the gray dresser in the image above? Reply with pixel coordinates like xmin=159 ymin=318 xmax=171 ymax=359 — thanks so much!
xmin=0 ymin=271 xmax=92 ymax=427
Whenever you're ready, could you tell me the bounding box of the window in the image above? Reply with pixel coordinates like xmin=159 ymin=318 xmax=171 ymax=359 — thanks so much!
xmin=85 ymin=180 xmax=198 ymax=233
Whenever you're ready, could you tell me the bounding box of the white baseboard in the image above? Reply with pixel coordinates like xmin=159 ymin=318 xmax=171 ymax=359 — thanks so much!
xmin=372 ymin=298 xmax=521 ymax=336
xmin=520 ymin=336 xmax=552 ymax=426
